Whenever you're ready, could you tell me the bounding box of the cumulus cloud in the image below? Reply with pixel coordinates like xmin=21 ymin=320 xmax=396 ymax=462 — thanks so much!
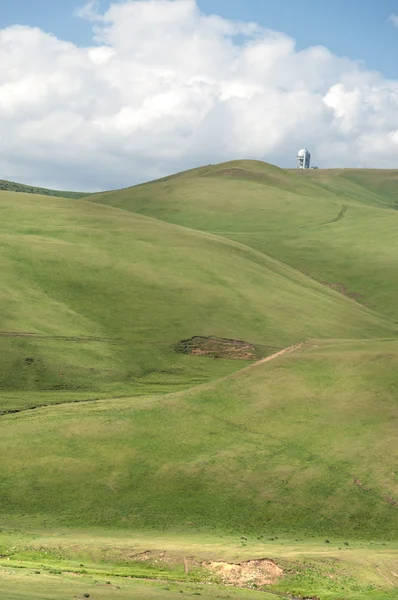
xmin=1 ymin=0 xmax=398 ymax=190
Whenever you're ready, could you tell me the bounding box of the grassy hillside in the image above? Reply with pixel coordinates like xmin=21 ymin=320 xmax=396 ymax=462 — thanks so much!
xmin=88 ymin=160 xmax=398 ymax=322
xmin=0 ymin=179 xmax=89 ymax=199
xmin=1 ymin=189 xmax=392 ymax=413
xmin=301 ymin=167 xmax=398 ymax=209
xmin=1 ymin=339 xmax=397 ymax=539
xmin=1 ymin=167 xmax=398 ymax=599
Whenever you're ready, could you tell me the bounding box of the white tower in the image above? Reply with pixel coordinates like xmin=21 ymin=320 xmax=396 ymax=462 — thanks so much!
xmin=297 ymin=148 xmax=311 ymax=169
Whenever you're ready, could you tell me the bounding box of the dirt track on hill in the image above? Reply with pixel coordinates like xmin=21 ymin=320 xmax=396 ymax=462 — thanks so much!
xmin=221 ymin=341 xmax=305 ymax=381
xmin=255 ymin=342 xmax=304 ymax=365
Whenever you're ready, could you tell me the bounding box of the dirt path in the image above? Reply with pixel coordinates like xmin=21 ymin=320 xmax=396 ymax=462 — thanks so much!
xmin=221 ymin=341 xmax=305 ymax=381
xmin=256 ymin=342 xmax=304 ymax=366
xmin=376 ymin=566 xmax=396 ymax=587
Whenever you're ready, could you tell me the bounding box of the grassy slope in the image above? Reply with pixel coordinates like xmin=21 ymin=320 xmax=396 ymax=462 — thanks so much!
xmin=1 ymin=189 xmax=391 ymax=413
xmin=2 ymin=169 xmax=398 ymax=599
xmin=304 ymin=167 xmax=398 ymax=209
xmin=1 ymin=340 xmax=397 ymax=539
xmin=1 ymin=339 xmax=397 ymax=595
xmin=0 ymin=179 xmax=88 ymax=199
xmin=88 ymin=160 xmax=398 ymax=322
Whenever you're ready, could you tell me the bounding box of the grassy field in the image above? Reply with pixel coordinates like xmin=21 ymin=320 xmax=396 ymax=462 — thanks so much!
xmin=0 ymin=530 xmax=396 ymax=599
xmin=0 ymin=164 xmax=397 ymax=598
xmin=0 ymin=574 xmax=279 ymax=600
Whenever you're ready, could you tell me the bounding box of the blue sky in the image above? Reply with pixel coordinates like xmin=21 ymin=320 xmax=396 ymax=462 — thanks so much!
xmin=1 ymin=0 xmax=398 ymax=77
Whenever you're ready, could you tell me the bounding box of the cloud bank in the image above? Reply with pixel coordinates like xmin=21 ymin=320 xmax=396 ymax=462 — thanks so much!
xmin=1 ymin=0 xmax=398 ymax=190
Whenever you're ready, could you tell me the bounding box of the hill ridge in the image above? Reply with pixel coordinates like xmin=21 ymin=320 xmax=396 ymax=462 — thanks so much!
xmin=0 ymin=178 xmax=89 ymax=199
xmin=87 ymin=159 xmax=398 ymax=322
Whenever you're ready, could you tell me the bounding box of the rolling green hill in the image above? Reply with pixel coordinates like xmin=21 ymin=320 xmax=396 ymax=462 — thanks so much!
xmin=89 ymin=160 xmax=398 ymax=322
xmin=1 ymin=188 xmax=392 ymax=414
xmin=1 ymin=164 xmax=398 ymax=599
xmin=1 ymin=339 xmax=397 ymax=538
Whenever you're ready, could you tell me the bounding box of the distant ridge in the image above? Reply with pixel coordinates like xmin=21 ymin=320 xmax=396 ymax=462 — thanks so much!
xmin=0 ymin=179 xmax=89 ymax=199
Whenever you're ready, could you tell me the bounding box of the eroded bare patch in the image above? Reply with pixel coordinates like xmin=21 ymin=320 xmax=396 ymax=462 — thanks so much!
xmin=176 ymin=336 xmax=261 ymax=360
xmin=203 ymin=557 xmax=283 ymax=589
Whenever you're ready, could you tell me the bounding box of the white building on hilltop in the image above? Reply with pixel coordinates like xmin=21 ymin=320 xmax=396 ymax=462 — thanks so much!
xmin=297 ymin=148 xmax=311 ymax=169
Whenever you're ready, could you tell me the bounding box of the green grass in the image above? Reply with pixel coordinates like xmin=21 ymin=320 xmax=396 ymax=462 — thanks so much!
xmin=1 ymin=163 xmax=398 ymax=599
xmin=1 ymin=189 xmax=391 ymax=412
xmin=0 ymin=530 xmax=396 ymax=599
xmin=0 ymin=569 xmax=278 ymax=600
xmin=0 ymin=340 xmax=397 ymax=539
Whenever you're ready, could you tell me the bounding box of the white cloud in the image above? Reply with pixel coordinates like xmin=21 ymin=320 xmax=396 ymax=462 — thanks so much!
xmin=1 ymin=0 xmax=398 ymax=191
xmin=74 ymin=0 xmax=103 ymax=21
xmin=389 ymin=14 xmax=398 ymax=27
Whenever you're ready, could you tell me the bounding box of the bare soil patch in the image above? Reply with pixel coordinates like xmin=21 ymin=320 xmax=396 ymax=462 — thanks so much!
xmin=203 ymin=558 xmax=283 ymax=589
xmin=129 ymin=551 xmax=285 ymax=592
xmin=176 ymin=336 xmax=262 ymax=360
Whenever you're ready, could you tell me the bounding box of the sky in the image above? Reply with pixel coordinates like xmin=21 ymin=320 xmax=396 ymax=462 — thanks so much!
xmin=1 ymin=0 xmax=398 ymax=190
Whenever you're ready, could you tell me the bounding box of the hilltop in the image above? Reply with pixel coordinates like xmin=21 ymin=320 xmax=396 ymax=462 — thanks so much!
xmin=89 ymin=160 xmax=398 ymax=322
